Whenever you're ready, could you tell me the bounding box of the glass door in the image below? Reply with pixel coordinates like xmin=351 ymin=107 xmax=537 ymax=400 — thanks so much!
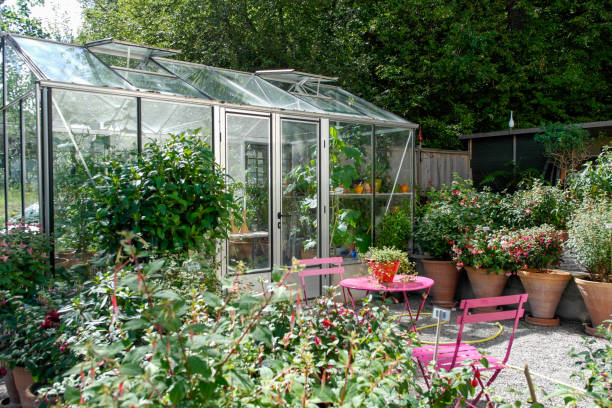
xmin=280 ymin=119 xmax=319 ymax=265
xmin=225 ymin=112 xmax=271 ymax=273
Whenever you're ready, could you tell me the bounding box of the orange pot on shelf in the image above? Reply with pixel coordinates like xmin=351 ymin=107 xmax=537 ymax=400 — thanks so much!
xmin=400 ymin=184 xmax=409 ymax=193
xmin=354 ymin=185 xmax=364 ymax=194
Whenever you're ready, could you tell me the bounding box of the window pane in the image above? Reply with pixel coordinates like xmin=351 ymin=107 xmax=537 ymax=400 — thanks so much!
xmin=0 ymin=112 xmax=5 ymax=227
xmin=23 ymin=96 xmax=39 ymax=224
xmin=5 ymin=43 xmax=35 ymax=103
xmin=14 ymin=36 xmax=132 ymax=89
xmin=141 ymin=99 xmax=212 ymax=146
xmin=120 ymin=70 xmax=205 ymax=98
xmin=6 ymin=105 xmax=22 ymax=222
xmin=319 ymin=86 xmax=407 ymax=122
xmin=281 ymin=120 xmax=318 ymax=264
xmin=226 ymin=114 xmax=270 ymax=272
xmin=52 ymin=89 xmax=137 ymax=257
xmin=329 ymin=122 xmax=373 ymax=259
xmin=374 ymin=127 xmax=413 ymax=245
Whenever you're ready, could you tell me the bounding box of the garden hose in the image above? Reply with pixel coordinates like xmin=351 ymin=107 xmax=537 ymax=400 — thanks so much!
xmin=389 ymin=312 xmax=504 ymax=345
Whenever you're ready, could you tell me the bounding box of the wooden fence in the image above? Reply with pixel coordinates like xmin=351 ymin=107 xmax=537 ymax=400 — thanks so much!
xmin=415 ymin=147 xmax=471 ymax=190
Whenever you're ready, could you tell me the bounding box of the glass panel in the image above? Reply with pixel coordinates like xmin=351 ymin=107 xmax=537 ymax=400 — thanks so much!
xmin=13 ymin=36 xmax=132 ymax=89
xmin=281 ymin=120 xmax=318 ymax=264
xmin=157 ymin=59 xmax=320 ymax=112
xmin=374 ymin=127 xmax=413 ymax=246
xmin=329 ymin=122 xmax=373 ymax=259
xmin=226 ymin=113 xmax=270 ymax=272
xmin=0 ymin=112 xmax=5 ymax=227
xmin=52 ymin=89 xmax=137 ymax=258
xmin=120 ymin=70 xmax=204 ymax=98
xmin=23 ymin=96 xmax=39 ymax=224
xmin=5 ymin=43 xmax=36 ymax=103
xmin=318 ymin=85 xmax=407 ymax=122
xmin=1 ymin=42 xmax=3 ymax=105
xmin=6 ymin=105 xmax=22 ymax=222
xmin=141 ymin=99 xmax=212 ymax=146
xmin=293 ymin=94 xmax=363 ymax=116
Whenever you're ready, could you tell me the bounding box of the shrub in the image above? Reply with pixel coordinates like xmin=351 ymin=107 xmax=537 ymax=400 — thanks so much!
xmin=499 ymin=181 xmax=574 ymax=230
xmin=415 ymin=176 xmax=503 ymax=259
xmin=566 ymin=200 xmax=612 ymax=282
xmin=0 ymin=223 xmax=51 ymax=296
xmin=534 ymin=122 xmax=593 ymax=177
xmin=451 ymin=227 xmax=515 ymax=274
xmin=46 ymin=250 xmax=476 ymax=407
xmin=84 ymin=131 xmax=238 ymax=257
xmin=568 ymin=146 xmax=612 ymax=201
xmin=375 ymin=206 xmax=412 ymax=251
xmin=505 ymin=225 xmax=566 ymax=271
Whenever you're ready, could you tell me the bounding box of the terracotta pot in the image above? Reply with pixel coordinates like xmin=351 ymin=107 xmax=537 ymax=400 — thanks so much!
xmin=465 ymin=266 xmax=509 ymax=311
xmin=400 ymin=184 xmax=409 ymax=193
xmin=12 ymin=366 xmax=34 ymax=408
xmin=375 ymin=179 xmax=382 ymax=193
xmin=24 ymin=383 xmax=41 ymax=408
xmin=4 ymin=368 xmax=21 ymax=405
xmin=575 ymin=278 xmax=612 ymax=335
xmin=364 ymin=183 xmax=372 ymax=193
xmin=421 ymin=259 xmax=459 ymax=307
xmin=354 ymin=185 xmax=364 ymax=194
xmin=518 ymin=269 xmax=571 ymax=324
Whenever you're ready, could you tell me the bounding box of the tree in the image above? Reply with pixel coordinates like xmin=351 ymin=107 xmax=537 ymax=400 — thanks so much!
xmin=0 ymin=0 xmax=45 ymax=37
xmin=77 ymin=0 xmax=611 ymax=149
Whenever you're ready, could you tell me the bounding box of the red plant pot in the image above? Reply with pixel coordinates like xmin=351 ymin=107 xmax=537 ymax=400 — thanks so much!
xmin=366 ymin=259 xmax=400 ymax=283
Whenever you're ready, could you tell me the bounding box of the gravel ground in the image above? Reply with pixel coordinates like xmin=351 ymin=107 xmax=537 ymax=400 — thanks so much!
xmin=389 ymin=295 xmax=608 ymax=407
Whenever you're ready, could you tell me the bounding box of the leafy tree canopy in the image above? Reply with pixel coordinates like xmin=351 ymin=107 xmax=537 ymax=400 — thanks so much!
xmin=0 ymin=0 xmax=45 ymax=37
xmin=77 ymin=0 xmax=611 ymax=149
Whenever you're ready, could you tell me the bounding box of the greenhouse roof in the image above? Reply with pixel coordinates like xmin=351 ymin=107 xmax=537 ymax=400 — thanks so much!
xmin=3 ymin=33 xmax=412 ymax=125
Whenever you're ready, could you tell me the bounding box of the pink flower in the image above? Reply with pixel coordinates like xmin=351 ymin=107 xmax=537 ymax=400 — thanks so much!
xmin=0 ymin=255 xmax=7 ymax=262
xmin=314 ymin=335 xmax=322 ymax=346
xmin=525 ymin=209 xmax=531 ymax=214
xmin=27 ymin=248 xmax=32 ymax=255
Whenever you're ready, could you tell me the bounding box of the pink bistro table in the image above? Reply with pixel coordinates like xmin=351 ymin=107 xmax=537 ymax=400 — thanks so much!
xmin=340 ymin=275 xmax=434 ymax=331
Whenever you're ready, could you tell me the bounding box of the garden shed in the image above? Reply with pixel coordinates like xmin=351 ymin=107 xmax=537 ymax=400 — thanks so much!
xmin=0 ymin=33 xmax=417 ymax=279
xmin=461 ymin=120 xmax=612 ymax=185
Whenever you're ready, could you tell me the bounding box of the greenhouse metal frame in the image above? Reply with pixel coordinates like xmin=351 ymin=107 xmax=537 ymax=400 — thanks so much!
xmin=0 ymin=33 xmax=417 ymax=281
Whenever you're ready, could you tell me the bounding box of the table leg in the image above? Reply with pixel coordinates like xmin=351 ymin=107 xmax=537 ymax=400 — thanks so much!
xmin=403 ymin=287 xmax=431 ymax=332
xmin=347 ymin=288 xmax=356 ymax=309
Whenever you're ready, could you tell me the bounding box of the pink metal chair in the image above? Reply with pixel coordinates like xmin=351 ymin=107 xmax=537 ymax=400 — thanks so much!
xmin=412 ymin=294 xmax=528 ymax=407
xmin=294 ymin=257 xmax=346 ymax=305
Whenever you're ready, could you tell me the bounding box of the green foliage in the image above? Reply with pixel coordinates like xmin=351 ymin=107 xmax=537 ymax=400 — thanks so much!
xmin=84 ymin=131 xmax=237 ymax=257
xmin=499 ymin=180 xmax=574 ymax=230
xmin=535 ymin=123 xmax=594 ymax=174
xmin=0 ymin=223 xmax=51 ymax=296
xmin=415 ymin=176 xmax=503 ymax=259
xmin=0 ymin=0 xmax=45 ymax=37
xmin=479 ymin=161 xmax=541 ymax=193
xmin=566 ymin=200 xmax=612 ymax=282
xmin=79 ymin=0 xmax=611 ymax=148
xmin=364 ymin=246 xmax=415 ymax=276
xmin=568 ymin=147 xmax=612 ymax=201
xmin=44 ymin=249 xmax=473 ymax=407
xmin=375 ymin=207 xmax=412 ymax=251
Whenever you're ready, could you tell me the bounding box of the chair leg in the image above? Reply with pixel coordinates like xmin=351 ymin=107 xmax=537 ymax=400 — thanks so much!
xmin=472 ymin=368 xmax=501 ymax=407
xmin=416 ymin=360 xmax=431 ymax=389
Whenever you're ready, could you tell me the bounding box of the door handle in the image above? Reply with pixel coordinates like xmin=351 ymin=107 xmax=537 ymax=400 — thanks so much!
xmin=277 ymin=212 xmax=285 ymax=219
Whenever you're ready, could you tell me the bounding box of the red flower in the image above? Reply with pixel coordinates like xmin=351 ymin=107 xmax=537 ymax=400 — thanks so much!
xmin=40 ymin=318 xmax=52 ymax=329
xmin=314 ymin=335 xmax=322 ymax=346
xmin=471 ymin=377 xmax=478 ymax=387
xmin=322 ymin=319 xmax=334 ymax=329
xmin=47 ymin=310 xmax=60 ymax=322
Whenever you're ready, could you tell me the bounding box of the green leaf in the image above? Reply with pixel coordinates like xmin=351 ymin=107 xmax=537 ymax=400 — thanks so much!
xmin=251 ymin=325 xmax=273 ymax=346
xmin=63 ymin=386 xmax=81 ymax=404
xmin=124 ymin=318 xmax=150 ymax=331
xmin=120 ymin=361 xmax=144 ymax=376
xmin=187 ymin=355 xmax=211 ymax=377
xmin=201 ymin=292 xmax=222 ymax=308
xmin=153 ymin=289 xmax=181 ymax=301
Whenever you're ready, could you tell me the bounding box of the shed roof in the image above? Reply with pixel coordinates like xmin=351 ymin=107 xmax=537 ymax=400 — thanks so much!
xmin=460 ymin=120 xmax=612 ymax=140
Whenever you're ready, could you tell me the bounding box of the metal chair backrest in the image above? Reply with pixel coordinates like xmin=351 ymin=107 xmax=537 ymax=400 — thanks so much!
xmin=295 ymin=257 xmax=344 ymax=305
xmin=451 ymin=294 xmax=528 ymax=368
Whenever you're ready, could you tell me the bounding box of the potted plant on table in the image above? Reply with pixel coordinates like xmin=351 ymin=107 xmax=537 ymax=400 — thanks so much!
xmin=514 ymin=225 xmax=570 ymax=326
xmin=363 ymin=246 xmax=415 ymax=284
xmin=566 ymin=199 xmax=612 ymax=336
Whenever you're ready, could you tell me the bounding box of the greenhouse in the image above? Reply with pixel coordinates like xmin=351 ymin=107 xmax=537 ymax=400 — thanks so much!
xmin=0 ymin=33 xmax=417 ymax=278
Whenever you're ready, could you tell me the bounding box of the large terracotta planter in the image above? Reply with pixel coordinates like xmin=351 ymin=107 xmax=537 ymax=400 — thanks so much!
xmin=4 ymin=368 xmax=21 ymax=405
xmin=421 ymin=259 xmax=459 ymax=307
xmin=575 ymin=278 xmax=612 ymax=336
xmin=12 ymin=366 xmax=34 ymax=408
xmin=465 ymin=266 xmax=509 ymax=311
xmin=518 ymin=269 xmax=571 ymax=326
